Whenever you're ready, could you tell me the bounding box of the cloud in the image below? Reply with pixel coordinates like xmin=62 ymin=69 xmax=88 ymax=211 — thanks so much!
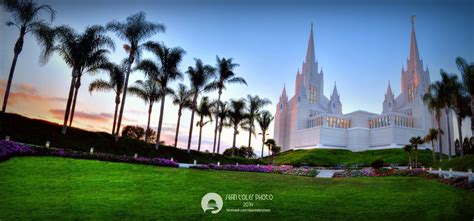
xmin=49 ymin=109 xmax=114 ymax=123
xmin=0 ymin=80 xmax=67 ymax=105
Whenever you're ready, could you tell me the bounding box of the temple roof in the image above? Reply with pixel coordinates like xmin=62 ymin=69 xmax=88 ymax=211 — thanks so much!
xmin=305 ymin=23 xmax=316 ymax=64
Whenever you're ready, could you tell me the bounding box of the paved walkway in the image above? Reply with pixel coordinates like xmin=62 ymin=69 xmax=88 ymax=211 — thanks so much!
xmin=316 ymin=170 xmax=344 ymax=178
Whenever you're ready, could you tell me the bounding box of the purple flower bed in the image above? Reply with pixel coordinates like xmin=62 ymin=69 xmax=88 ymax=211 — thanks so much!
xmin=0 ymin=140 xmax=178 ymax=168
xmin=191 ymin=164 xmax=319 ymax=177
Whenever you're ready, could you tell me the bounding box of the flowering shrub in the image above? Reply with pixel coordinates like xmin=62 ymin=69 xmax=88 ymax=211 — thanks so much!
xmin=440 ymin=177 xmax=474 ymax=192
xmin=191 ymin=164 xmax=319 ymax=177
xmin=0 ymin=141 xmax=178 ymax=168
xmin=333 ymin=169 xmax=365 ymax=178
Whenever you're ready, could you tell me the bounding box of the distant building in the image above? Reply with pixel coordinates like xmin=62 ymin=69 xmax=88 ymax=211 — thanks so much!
xmin=274 ymin=19 xmax=455 ymax=152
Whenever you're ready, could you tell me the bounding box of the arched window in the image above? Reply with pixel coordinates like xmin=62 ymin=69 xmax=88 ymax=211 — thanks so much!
xmin=308 ymin=85 xmax=317 ymax=104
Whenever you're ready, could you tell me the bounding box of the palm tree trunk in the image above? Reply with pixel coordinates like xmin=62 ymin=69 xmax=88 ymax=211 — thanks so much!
xmin=116 ymin=54 xmax=134 ymax=141
xmin=408 ymin=153 xmax=412 ymax=168
xmin=437 ymin=118 xmax=443 ymax=162
xmin=62 ymin=69 xmax=77 ymax=135
xmin=198 ymin=117 xmax=203 ymax=152
xmin=174 ymin=107 xmax=182 ymax=148
xmin=2 ymin=33 xmax=24 ymax=114
xmin=217 ymin=125 xmax=223 ymax=154
xmin=187 ymin=93 xmax=198 ymax=153
xmin=232 ymin=126 xmax=237 ymax=157
xmin=431 ymin=141 xmax=435 ymax=162
xmin=471 ymin=95 xmax=474 ymax=136
xmin=145 ymin=103 xmax=153 ymax=143
xmin=457 ymin=115 xmax=464 ymax=158
xmin=112 ymin=94 xmax=120 ymax=135
xmin=68 ymin=75 xmax=81 ymax=127
xmin=247 ymin=125 xmax=252 ymax=159
xmin=155 ymin=96 xmax=166 ymax=149
xmin=261 ymin=133 xmax=266 ymax=159
xmin=445 ymin=108 xmax=452 ymax=160
xmin=212 ymin=90 xmax=222 ymax=156
xmin=415 ymin=146 xmax=418 ymax=168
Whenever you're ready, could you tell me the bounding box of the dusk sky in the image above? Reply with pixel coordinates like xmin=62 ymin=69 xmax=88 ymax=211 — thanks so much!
xmin=1 ymin=0 xmax=473 ymax=155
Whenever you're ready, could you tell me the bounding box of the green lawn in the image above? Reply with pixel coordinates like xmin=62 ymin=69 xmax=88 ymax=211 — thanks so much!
xmin=1 ymin=157 xmax=473 ymax=220
xmin=268 ymin=148 xmax=446 ymax=167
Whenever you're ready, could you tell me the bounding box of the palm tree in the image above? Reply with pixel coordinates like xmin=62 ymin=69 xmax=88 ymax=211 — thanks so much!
xmin=228 ymin=99 xmax=247 ymax=157
xmin=424 ymin=83 xmax=445 ymax=162
xmin=264 ymin=138 xmax=276 ymax=164
xmin=107 ymin=12 xmax=165 ymax=140
xmin=141 ymin=41 xmax=185 ymax=149
xmin=53 ymin=25 xmax=114 ymax=134
xmin=171 ymin=83 xmax=192 ymax=148
xmin=195 ymin=96 xmax=213 ymax=152
xmin=186 ymin=59 xmax=215 ymax=153
xmin=207 ymin=57 xmax=247 ymax=155
xmin=271 ymin=145 xmax=281 ymax=165
xmin=257 ymin=110 xmax=274 ymax=158
xmin=456 ymin=57 xmax=474 ymax=136
xmin=214 ymin=101 xmax=230 ymax=155
xmin=128 ymin=77 xmax=161 ymax=143
xmin=403 ymin=144 xmax=413 ymax=168
xmin=438 ymin=70 xmax=459 ymax=160
xmin=1 ymin=0 xmax=56 ymax=114
xmin=451 ymin=79 xmax=471 ymax=158
xmin=409 ymin=136 xmax=423 ymax=168
xmin=244 ymin=95 xmax=271 ymax=158
xmin=88 ymin=62 xmax=125 ymax=135
xmin=424 ymin=128 xmax=440 ymax=162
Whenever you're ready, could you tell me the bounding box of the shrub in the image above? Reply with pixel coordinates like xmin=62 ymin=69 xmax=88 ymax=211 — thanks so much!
xmin=370 ymin=159 xmax=384 ymax=169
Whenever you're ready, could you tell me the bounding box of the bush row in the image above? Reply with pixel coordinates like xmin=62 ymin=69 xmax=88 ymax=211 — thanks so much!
xmin=190 ymin=164 xmax=319 ymax=177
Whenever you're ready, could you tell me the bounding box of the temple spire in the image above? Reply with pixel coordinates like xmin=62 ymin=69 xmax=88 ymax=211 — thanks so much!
xmin=409 ymin=15 xmax=420 ymax=62
xmin=331 ymin=82 xmax=338 ymax=97
xmin=305 ymin=22 xmax=315 ymax=64
xmin=386 ymin=80 xmax=393 ymax=97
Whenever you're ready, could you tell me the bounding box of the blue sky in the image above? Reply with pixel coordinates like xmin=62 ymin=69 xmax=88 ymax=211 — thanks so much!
xmin=0 ymin=0 xmax=473 ymax=154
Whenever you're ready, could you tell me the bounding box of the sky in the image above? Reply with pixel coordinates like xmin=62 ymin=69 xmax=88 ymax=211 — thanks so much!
xmin=0 ymin=0 xmax=473 ymax=156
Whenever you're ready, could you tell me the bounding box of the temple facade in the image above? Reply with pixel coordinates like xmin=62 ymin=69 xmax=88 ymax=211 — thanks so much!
xmin=274 ymin=19 xmax=455 ymax=152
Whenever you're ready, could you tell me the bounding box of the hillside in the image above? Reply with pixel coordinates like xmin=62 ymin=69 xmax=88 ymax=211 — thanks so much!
xmin=1 ymin=157 xmax=473 ymax=220
xmin=0 ymin=113 xmax=259 ymax=164
xmin=267 ymin=148 xmax=447 ymax=167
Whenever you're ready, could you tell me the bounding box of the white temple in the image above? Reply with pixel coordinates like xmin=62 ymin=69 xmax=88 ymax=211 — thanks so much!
xmin=274 ymin=19 xmax=455 ymax=152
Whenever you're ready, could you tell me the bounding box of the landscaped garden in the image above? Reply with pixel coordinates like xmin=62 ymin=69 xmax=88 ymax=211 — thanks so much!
xmin=1 ymin=156 xmax=473 ymax=220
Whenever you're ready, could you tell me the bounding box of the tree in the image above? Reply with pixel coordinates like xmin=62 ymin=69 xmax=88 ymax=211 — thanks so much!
xmin=424 ymin=82 xmax=445 ymax=162
xmin=107 ymin=12 xmax=165 ymax=140
xmin=438 ymin=70 xmax=459 ymax=160
xmin=145 ymin=128 xmax=157 ymax=143
xmin=195 ymin=96 xmax=213 ymax=152
xmin=270 ymin=143 xmax=281 ymax=165
xmin=185 ymin=59 xmax=215 ymax=153
xmin=1 ymin=0 xmax=56 ymax=114
xmin=228 ymin=99 xmax=247 ymax=157
xmin=257 ymin=110 xmax=274 ymax=158
xmin=223 ymin=146 xmax=249 ymax=158
xmin=142 ymin=41 xmax=185 ymax=149
xmin=456 ymin=57 xmax=474 ymax=136
xmin=265 ymin=138 xmax=276 ymax=162
xmin=121 ymin=125 xmax=145 ymax=140
xmin=127 ymin=76 xmax=161 ymax=143
xmin=207 ymin=57 xmax=246 ymax=156
xmin=243 ymin=95 xmax=271 ymax=158
xmin=424 ymin=128 xmax=439 ymax=162
xmin=214 ymin=100 xmax=230 ymax=155
xmin=171 ymin=83 xmax=192 ymax=148
xmin=403 ymin=144 xmax=413 ymax=168
xmin=53 ymin=25 xmax=114 ymax=134
xmin=409 ymin=136 xmax=423 ymax=168
xmin=88 ymin=62 xmax=125 ymax=135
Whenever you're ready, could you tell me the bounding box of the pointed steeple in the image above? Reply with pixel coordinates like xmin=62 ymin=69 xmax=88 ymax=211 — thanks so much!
xmin=332 ymin=82 xmax=339 ymax=97
xmin=385 ymin=80 xmax=393 ymax=97
xmin=305 ymin=23 xmax=315 ymax=64
xmin=281 ymin=84 xmax=287 ymax=98
xmin=409 ymin=16 xmax=420 ymax=63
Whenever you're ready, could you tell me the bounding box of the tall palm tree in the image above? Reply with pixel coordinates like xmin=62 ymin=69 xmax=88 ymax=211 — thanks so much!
xmin=171 ymin=83 xmax=192 ymax=148
xmin=186 ymin=59 xmax=215 ymax=153
xmin=424 ymin=83 xmax=445 ymax=162
xmin=424 ymin=128 xmax=439 ymax=162
xmin=141 ymin=41 xmax=185 ymax=148
xmin=107 ymin=12 xmax=165 ymax=140
xmin=456 ymin=57 xmax=474 ymax=136
xmin=451 ymin=78 xmax=471 ymax=158
xmin=195 ymin=96 xmax=213 ymax=152
xmin=257 ymin=110 xmax=274 ymax=158
xmin=438 ymin=70 xmax=459 ymax=160
xmin=208 ymin=57 xmax=246 ymax=155
xmin=214 ymin=101 xmax=230 ymax=155
xmin=244 ymin=95 xmax=271 ymax=158
xmin=128 ymin=77 xmax=161 ymax=143
xmin=88 ymin=62 xmax=125 ymax=135
xmin=53 ymin=25 xmax=114 ymax=134
xmin=228 ymin=99 xmax=247 ymax=157
xmin=1 ymin=0 xmax=56 ymax=114
xmin=403 ymin=144 xmax=413 ymax=168
xmin=409 ymin=136 xmax=423 ymax=168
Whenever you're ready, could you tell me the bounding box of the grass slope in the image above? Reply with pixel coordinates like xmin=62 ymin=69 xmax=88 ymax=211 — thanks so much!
xmin=432 ymin=154 xmax=474 ymax=171
xmin=267 ymin=148 xmax=446 ymax=167
xmin=1 ymin=157 xmax=473 ymax=220
xmin=0 ymin=113 xmax=258 ymax=164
